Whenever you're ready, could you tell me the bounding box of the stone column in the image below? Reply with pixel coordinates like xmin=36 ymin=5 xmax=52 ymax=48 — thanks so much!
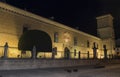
xmin=87 ymin=51 xmax=89 ymax=59
xmin=4 ymin=42 xmax=8 ymax=59
xmin=103 ymin=45 xmax=107 ymax=59
xmin=52 ymin=47 xmax=57 ymax=59
xmin=52 ymin=48 xmax=55 ymax=59
xmin=92 ymin=43 xmax=97 ymax=59
xmin=74 ymin=49 xmax=76 ymax=59
xmin=78 ymin=51 xmax=81 ymax=59
xmin=32 ymin=46 xmax=36 ymax=59
xmin=93 ymin=48 xmax=97 ymax=59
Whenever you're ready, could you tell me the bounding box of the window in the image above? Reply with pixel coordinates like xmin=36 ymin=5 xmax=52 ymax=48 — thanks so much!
xmin=74 ymin=37 xmax=77 ymax=46
xmin=87 ymin=40 xmax=90 ymax=48
xmin=54 ymin=32 xmax=59 ymax=43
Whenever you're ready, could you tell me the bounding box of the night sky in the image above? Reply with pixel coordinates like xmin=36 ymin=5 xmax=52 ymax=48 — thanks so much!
xmin=3 ymin=0 xmax=120 ymax=39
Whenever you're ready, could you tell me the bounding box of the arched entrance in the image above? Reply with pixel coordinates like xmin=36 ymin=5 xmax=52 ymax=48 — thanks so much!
xmin=18 ymin=30 xmax=52 ymax=58
xmin=64 ymin=47 xmax=70 ymax=59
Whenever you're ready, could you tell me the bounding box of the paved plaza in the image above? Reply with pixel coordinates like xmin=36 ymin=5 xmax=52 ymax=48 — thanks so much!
xmin=0 ymin=64 xmax=120 ymax=77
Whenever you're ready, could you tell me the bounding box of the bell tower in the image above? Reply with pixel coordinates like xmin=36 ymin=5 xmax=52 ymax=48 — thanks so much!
xmin=96 ymin=14 xmax=115 ymax=39
xmin=96 ymin=14 xmax=115 ymax=57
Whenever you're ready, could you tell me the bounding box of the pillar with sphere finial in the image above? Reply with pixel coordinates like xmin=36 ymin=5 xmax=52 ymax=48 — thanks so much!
xmin=92 ymin=42 xmax=98 ymax=59
xmin=103 ymin=45 xmax=107 ymax=59
xmin=32 ymin=46 xmax=36 ymax=59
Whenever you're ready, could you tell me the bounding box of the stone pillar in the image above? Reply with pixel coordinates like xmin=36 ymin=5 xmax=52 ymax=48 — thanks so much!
xmin=78 ymin=51 xmax=81 ymax=59
xmin=52 ymin=48 xmax=55 ymax=59
xmin=87 ymin=51 xmax=89 ymax=59
xmin=93 ymin=48 xmax=97 ymax=59
xmin=103 ymin=45 xmax=107 ymax=59
xmin=4 ymin=42 xmax=8 ymax=59
xmin=32 ymin=46 xmax=36 ymax=59
xmin=74 ymin=49 xmax=76 ymax=59
xmin=52 ymin=47 xmax=57 ymax=59
xmin=92 ymin=43 xmax=97 ymax=59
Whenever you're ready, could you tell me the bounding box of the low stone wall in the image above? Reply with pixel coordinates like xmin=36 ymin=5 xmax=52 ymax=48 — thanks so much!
xmin=0 ymin=59 xmax=120 ymax=70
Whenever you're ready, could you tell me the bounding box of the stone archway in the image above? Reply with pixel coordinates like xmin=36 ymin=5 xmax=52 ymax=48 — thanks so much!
xmin=18 ymin=30 xmax=52 ymax=58
xmin=64 ymin=47 xmax=70 ymax=59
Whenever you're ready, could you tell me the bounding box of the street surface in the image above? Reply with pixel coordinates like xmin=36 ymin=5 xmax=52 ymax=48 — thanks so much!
xmin=0 ymin=64 xmax=120 ymax=77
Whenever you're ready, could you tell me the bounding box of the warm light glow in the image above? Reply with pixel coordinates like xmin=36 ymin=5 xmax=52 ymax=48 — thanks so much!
xmin=37 ymin=52 xmax=52 ymax=58
xmin=97 ymin=50 xmax=100 ymax=59
xmin=8 ymin=48 xmax=21 ymax=58
xmin=63 ymin=32 xmax=71 ymax=43
xmin=21 ymin=51 xmax=31 ymax=58
xmin=0 ymin=47 xmax=4 ymax=57
xmin=55 ymin=52 xmax=63 ymax=58
xmin=65 ymin=38 xmax=69 ymax=43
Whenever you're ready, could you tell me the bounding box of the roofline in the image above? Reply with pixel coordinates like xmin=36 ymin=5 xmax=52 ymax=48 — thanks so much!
xmin=0 ymin=2 xmax=101 ymax=40
xmin=96 ymin=14 xmax=113 ymax=20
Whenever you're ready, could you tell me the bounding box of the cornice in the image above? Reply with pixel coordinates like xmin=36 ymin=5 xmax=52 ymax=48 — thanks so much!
xmin=96 ymin=14 xmax=113 ymax=20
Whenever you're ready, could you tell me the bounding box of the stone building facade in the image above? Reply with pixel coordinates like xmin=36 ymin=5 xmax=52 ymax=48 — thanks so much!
xmin=0 ymin=2 xmax=116 ymax=59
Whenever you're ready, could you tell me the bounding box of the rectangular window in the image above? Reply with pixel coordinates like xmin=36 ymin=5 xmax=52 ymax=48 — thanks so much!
xmin=74 ymin=37 xmax=77 ymax=46
xmin=54 ymin=32 xmax=59 ymax=43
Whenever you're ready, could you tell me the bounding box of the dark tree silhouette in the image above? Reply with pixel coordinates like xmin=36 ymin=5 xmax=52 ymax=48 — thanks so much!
xmin=18 ymin=30 xmax=52 ymax=52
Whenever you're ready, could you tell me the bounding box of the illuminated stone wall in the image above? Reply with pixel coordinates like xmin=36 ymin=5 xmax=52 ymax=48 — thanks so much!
xmin=0 ymin=2 xmax=115 ymax=59
xmin=96 ymin=14 xmax=116 ymax=58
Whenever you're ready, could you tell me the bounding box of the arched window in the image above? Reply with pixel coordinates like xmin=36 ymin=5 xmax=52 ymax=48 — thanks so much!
xmin=54 ymin=32 xmax=59 ymax=43
xmin=74 ymin=37 xmax=77 ymax=46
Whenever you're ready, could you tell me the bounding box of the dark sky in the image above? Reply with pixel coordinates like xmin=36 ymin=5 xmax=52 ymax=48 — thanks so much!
xmin=4 ymin=0 xmax=120 ymax=39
